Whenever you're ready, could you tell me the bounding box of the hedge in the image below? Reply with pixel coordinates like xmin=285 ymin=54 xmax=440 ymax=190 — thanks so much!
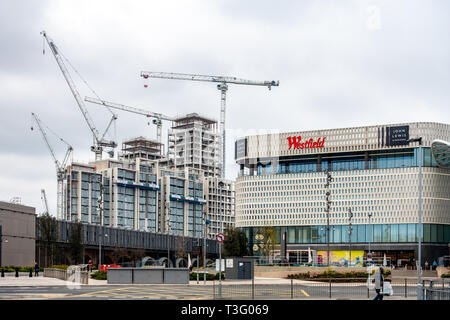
xmin=90 ymin=271 xmax=107 ymax=280
xmin=0 ymin=266 xmax=43 ymax=273
xmin=190 ymin=272 xmax=224 ymax=281
xmin=287 ymin=268 xmax=391 ymax=281
xmin=441 ymin=273 xmax=450 ymax=278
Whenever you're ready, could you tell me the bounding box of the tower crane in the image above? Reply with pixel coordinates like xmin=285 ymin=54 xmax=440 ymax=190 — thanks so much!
xmin=41 ymin=31 xmax=117 ymax=160
xmin=140 ymin=71 xmax=279 ymax=178
xmin=32 ymin=112 xmax=73 ymax=220
xmin=84 ymin=96 xmax=175 ymax=143
xmin=41 ymin=189 xmax=50 ymax=215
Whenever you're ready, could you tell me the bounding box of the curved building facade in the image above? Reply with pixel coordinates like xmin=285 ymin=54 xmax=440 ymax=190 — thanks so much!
xmin=235 ymin=122 xmax=450 ymax=267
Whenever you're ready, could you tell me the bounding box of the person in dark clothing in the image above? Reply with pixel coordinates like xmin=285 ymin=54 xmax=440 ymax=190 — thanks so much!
xmin=373 ymin=267 xmax=384 ymax=300
xmin=34 ymin=261 xmax=39 ymax=277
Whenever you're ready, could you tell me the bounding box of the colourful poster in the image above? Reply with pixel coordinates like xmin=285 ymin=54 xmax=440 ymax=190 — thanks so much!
xmin=318 ymin=250 xmax=364 ymax=267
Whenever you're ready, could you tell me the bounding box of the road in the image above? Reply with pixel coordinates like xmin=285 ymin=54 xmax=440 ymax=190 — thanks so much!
xmin=0 ymin=283 xmax=417 ymax=300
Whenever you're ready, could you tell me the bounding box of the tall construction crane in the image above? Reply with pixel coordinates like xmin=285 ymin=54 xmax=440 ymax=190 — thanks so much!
xmin=32 ymin=112 xmax=73 ymax=220
xmin=41 ymin=189 xmax=50 ymax=215
xmin=84 ymin=96 xmax=175 ymax=143
xmin=140 ymin=71 xmax=279 ymax=178
xmin=41 ymin=31 xmax=117 ymax=160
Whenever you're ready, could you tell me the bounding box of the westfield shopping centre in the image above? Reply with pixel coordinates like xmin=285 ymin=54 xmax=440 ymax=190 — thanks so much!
xmin=235 ymin=122 xmax=450 ymax=267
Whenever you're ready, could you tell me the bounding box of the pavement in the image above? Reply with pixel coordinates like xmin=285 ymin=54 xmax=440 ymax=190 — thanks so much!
xmin=0 ymin=276 xmax=426 ymax=300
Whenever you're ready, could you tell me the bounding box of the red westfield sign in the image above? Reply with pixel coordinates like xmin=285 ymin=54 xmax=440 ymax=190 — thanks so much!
xmin=287 ymin=136 xmax=326 ymax=150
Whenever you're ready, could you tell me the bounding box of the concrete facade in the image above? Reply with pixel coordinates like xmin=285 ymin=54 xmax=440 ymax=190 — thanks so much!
xmin=0 ymin=201 xmax=36 ymax=267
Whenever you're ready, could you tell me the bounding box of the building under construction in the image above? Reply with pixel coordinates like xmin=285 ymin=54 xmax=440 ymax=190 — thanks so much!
xmin=63 ymin=119 xmax=235 ymax=238
xmin=168 ymin=113 xmax=222 ymax=178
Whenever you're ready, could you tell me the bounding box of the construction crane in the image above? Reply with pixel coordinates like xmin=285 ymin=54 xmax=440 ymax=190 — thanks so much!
xmin=32 ymin=112 xmax=73 ymax=220
xmin=41 ymin=30 xmax=117 ymax=160
xmin=84 ymin=96 xmax=175 ymax=143
xmin=41 ymin=189 xmax=50 ymax=215
xmin=140 ymin=71 xmax=279 ymax=178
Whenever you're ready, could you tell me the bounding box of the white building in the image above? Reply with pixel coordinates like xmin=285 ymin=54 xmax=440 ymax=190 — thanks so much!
xmin=235 ymin=122 xmax=450 ymax=266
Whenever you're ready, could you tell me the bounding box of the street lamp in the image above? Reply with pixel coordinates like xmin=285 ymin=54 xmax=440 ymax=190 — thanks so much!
xmin=324 ymin=169 xmax=333 ymax=266
xmin=203 ymin=215 xmax=210 ymax=285
xmin=348 ymin=209 xmax=353 ymax=267
xmin=97 ymin=181 xmax=104 ymax=271
xmin=368 ymin=212 xmax=373 ymax=266
xmin=408 ymin=137 xmax=423 ymax=300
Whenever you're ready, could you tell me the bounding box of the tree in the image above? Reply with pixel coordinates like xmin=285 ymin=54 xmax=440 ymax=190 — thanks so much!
xmin=261 ymin=226 xmax=277 ymax=258
xmin=175 ymin=235 xmax=187 ymax=260
xmin=109 ymin=247 xmax=129 ymax=265
xmin=68 ymin=221 xmax=85 ymax=264
xmin=37 ymin=212 xmax=58 ymax=267
xmin=129 ymin=249 xmax=146 ymax=266
xmin=223 ymin=227 xmax=249 ymax=257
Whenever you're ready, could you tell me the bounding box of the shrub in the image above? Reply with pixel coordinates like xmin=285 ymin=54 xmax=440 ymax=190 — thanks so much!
xmin=90 ymin=271 xmax=107 ymax=280
xmin=441 ymin=273 xmax=450 ymax=278
xmin=190 ymin=272 xmax=224 ymax=281
xmin=50 ymin=265 xmax=69 ymax=270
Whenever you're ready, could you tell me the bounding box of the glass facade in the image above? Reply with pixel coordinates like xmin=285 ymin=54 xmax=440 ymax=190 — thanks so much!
xmin=244 ymin=224 xmax=450 ymax=245
xmin=170 ymin=177 xmax=185 ymax=236
xmin=256 ymin=148 xmax=438 ymax=176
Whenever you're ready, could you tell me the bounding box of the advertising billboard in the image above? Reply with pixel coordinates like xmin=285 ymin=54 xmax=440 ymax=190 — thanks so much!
xmin=235 ymin=138 xmax=247 ymax=159
xmin=317 ymin=250 xmax=364 ymax=267
xmin=386 ymin=125 xmax=409 ymax=146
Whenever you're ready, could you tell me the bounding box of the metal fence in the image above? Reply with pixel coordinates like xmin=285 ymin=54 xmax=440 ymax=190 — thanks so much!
xmin=423 ymin=279 xmax=450 ymax=300
xmin=213 ymin=278 xmax=419 ymax=300
xmin=44 ymin=267 xmax=89 ymax=284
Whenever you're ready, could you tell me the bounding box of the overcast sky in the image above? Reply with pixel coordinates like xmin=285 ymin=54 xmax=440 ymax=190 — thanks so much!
xmin=1 ymin=1 xmax=449 ymax=216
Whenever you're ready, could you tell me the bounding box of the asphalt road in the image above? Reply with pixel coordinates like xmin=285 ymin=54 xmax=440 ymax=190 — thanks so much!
xmin=0 ymin=283 xmax=417 ymax=300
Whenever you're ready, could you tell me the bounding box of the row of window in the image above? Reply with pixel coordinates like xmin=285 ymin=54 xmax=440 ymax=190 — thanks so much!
xmin=244 ymin=224 xmax=450 ymax=245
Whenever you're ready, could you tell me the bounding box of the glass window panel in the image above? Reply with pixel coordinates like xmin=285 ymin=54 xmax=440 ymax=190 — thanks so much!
xmin=430 ymin=224 xmax=437 ymax=242
xmin=382 ymin=224 xmax=390 ymax=242
xmin=398 ymin=224 xmax=407 ymax=242
xmin=373 ymin=225 xmax=382 ymax=242
xmin=390 ymin=224 xmax=398 ymax=242
xmin=423 ymin=224 xmax=431 ymax=242
xmin=288 ymin=227 xmax=296 ymax=243
xmin=357 ymin=224 xmax=366 ymax=243
xmin=437 ymin=224 xmax=444 ymax=243
xmin=407 ymin=224 xmax=416 ymax=242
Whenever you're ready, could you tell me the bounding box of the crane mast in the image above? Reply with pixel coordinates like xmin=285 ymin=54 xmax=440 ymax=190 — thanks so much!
xmin=84 ymin=96 xmax=175 ymax=143
xmin=41 ymin=189 xmax=50 ymax=215
xmin=140 ymin=71 xmax=279 ymax=178
xmin=32 ymin=112 xmax=73 ymax=220
xmin=41 ymin=31 xmax=117 ymax=160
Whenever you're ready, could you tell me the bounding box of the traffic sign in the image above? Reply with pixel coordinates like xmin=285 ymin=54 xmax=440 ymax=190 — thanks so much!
xmin=216 ymin=233 xmax=225 ymax=243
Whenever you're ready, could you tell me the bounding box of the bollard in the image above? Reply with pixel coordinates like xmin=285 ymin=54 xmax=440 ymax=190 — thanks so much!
xmin=15 ymin=270 xmax=19 ymax=277
xmin=29 ymin=269 xmax=33 ymax=277
xmin=291 ymin=278 xmax=294 ymax=299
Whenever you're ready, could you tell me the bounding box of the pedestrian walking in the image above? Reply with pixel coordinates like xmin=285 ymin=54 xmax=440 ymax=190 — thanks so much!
xmin=34 ymin=261 xmax=39 ymax=277
xmin=432 ymin=260 xmax=437 ymax=270
xmin=373 ymin=267 xmax=384 ymax=300
xmin=425 ymin=261 xmax=429 ymax=270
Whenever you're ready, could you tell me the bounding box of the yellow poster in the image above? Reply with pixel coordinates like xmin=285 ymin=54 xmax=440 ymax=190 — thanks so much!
xmin=317 ymin=250 xmax=364 ymax=267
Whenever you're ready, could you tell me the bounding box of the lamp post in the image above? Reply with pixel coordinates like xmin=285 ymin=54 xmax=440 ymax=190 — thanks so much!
xmin=408 ymin=137 xmax=423 ymax=300
xmin=166 ymin=206 xmax=171 ymax=268
xmin=203 ymin=215 xmax=210 ymax=285
xmin=98 ymin=181 xmax=104 ymax=271
xmin=324 ymin=170 xmax=333 ymax=266
xmin=368 ymin=212 xmax=373 ymax=266
xmin=348 ymin=209 xmax=353 ymax=267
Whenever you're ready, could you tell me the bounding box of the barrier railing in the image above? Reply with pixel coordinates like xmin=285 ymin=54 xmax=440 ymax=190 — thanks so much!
xmin=213 ymin=278 xmax=418 ymax=300
xmin=43 ymin=267 xmax=89 ymax=285
xmin=423 ymin=279 xmax=450 ymax=300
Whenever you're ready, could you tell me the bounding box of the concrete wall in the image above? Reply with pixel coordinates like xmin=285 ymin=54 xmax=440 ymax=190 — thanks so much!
xmin=107 ymin=268 xmax=189 ymax=284
xmin=0 ymin=201 xmax=36 ymax=267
